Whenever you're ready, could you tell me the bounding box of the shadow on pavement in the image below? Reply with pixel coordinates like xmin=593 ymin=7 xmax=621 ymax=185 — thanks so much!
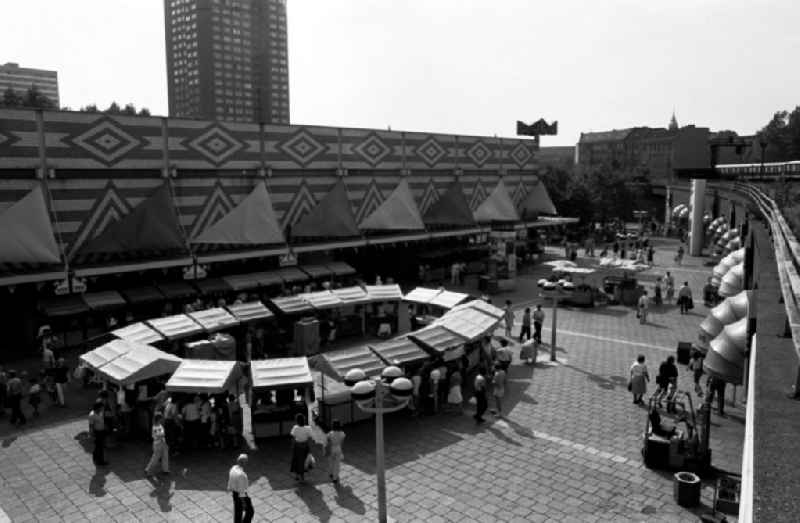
xmin=148 ymin=476 xmax=174 ymax=512
xmin=295 ymin=483 xmax=333 ymax=523
xmin=89 ymin=468 xmax=109 ymax=497
xmin=564 ymin=363 xmax=624 ymax=391
xmin=334 ymin=482 xmax=366 ymax=515
xmin=585 ymin=307 xmax=630 ymax=317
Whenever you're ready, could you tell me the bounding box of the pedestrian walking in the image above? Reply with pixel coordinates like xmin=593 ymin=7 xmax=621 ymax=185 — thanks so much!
xmin=675 ymin=245 xmax=685 ymax=266
xmin=446 ymin=370 xmax=463 ymax=414
xmin=53 ymin=358 xmax=68 ymax=407
xmin=228 ymin=454 xmax=254 ymax=523
xmin=325 ymin=420 xmax=345 ymax=483
xmin=678 ymin=282 xmax=693 ymax=315
xmin=7 ymin=371 xmax=26 ymax=426
xmin=637 ymin=291 xmax=649 ymax=324
xmin=145 ymin=413 xmax=170 ymax=477
xmin=689 ymin=352 xmax=705 ymax=397
xmin=289 ymin=413 xmax=313 ymax=482
xmin=503 ymin=300 xmax=514 ymax=338
xmin=491 ymin=364 xmax=506 ymax=417
xmin=532 ymin=304 xmax=545 ymax=344
xmin=655 ymin=356 xmax=679 ymax=412
xmin=647 ymin=245 xmax=655 ymax=264
xmin=654 ymin=278 xmax=663 ymax=306
xmin=519 ymin=307 xmax=532 ymax=342
xmin=162 ymin=396 xmax=179 ymax=452
xmin=88 ymin=401 xmax=108 ymax=466
xmin=628 ymin=355 xmax=649 ymax=404
xmin=28 ymin=376 xmax=42 ymax=417
xmin=706 ymin=376 xmax=726 ymax=416
xmin=473 ymin=367 xmax=488 ymax=424
xmin=665 ymin=272 xmax=675 ymax=303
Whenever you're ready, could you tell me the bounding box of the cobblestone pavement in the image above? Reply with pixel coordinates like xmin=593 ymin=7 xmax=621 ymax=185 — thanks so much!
xmin=0 ymin=239 xmax=744 ymax=522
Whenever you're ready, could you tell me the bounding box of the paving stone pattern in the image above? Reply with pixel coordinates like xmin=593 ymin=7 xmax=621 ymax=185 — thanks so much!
xmin=0 ymin=240 xmax=744 ymax=522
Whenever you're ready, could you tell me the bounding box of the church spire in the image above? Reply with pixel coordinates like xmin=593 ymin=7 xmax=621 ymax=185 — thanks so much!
xmin=669 ymin=110 xmax=679 ymax=130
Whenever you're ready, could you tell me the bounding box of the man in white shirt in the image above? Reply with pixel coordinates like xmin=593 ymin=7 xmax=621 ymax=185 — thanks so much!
xmin=227 ymin=454 xmax=254 ymax=523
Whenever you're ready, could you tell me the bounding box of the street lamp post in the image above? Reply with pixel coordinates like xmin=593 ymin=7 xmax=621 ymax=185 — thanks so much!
xmin=539 ymin=284 xmax=574 ymax=361
xmin=344 ymin=366 xmax=412 ymax=523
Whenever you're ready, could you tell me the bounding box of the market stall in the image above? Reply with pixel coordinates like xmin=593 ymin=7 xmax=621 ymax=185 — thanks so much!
xmin=112 ymin=322 xmax=165 ymax=345
xmin=369 ymin=336 xmax=430 ymax=368
xmin=188 ymin=307 xmax=240 ymax=333
xmin=184 ymin=333 xmax=237 ymax=360
xmin=94 ymin=343 xmax=182 ymax=387
xmin=165 ymin=359 xmax=241 ymax=394
xmin=80 ymin=338 xmax=138 ymax=371
xmin=226 ymin=301 xmax=274 ymax=323
xmin=314 ymin=345 xmax=385 ymax=425
xmin=330 ymin=286 xmax=370 ymax=338
xmin=434 ymin=305 xmax=500 ymax=342
xmin=408 ymin=325 xmax=469 ymax=362
xmin=250 ymin=358 xmax=313 ymax=438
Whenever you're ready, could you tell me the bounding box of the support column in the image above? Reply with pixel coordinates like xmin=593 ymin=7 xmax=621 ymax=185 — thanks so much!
xmin=664 ymin=186 xmax=672 ymax=227
xmin=689 ymin=179 xmax=707 ymax=256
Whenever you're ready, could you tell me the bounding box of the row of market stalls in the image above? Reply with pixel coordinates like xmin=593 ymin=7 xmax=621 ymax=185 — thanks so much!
xmin=1 ymin=177 xmax=559 ymax=281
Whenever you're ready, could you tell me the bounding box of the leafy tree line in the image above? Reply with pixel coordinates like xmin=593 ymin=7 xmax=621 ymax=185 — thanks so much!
xmin=0 ymin=85 xmax=150 ymax=116
xmin=757 ymin=106 xmax=800 ymax=162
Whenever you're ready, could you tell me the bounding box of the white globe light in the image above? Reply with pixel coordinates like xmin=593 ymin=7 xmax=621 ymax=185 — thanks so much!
xmin=389 ymin=377 xmax=413 ymax=397
xmin=381 ymin=365 xmax=403 ymax=383
xmin=351 ymin=380 xmax=376 ymax=401
xmin=430 ymin=369 xmax=441 ymax=382
xmin=344 ymin=368 xmax=367 ymax=387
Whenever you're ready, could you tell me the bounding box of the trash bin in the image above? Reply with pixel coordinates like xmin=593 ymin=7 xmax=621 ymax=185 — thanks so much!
xmin=673 ymin=471 xmax=701 ymax=507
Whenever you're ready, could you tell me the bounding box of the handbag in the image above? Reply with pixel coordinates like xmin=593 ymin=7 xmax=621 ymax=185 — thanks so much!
xmin=687 ymin=298 xmax=694 ymax=310
xmin=304 ymin=453 xmax=316 ymax=471
xmin=627 ymin=381 xmax=632 ymax=392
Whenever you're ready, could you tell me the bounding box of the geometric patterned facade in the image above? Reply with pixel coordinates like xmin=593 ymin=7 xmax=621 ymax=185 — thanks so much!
xmin=0 ymin=109 xmax=542 ymax=257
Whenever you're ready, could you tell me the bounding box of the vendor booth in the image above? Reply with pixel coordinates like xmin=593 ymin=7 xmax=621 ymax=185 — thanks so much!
xmin=147 ymin=314 xmax=204 ymax=341
xmin=404 ymin=286 xmax=469 ymax=329
xmin=112 ymin=322 xmax=164 ymax=345
xmin=80 ymin=338 xmax=140 ymax=371
xmin=409 ymin=325 xmax=469 ymax=362
xmin=226 ymin=301 xmax=273 ymax=323
xmin=165 ymin=359 xmax=241 ymax=394
xmin=188 ymin=307 xmax=240 ymax=332
xmin=250 ymin=358 xmax=313 ymax=438
xmin=330 ymin=286 xmax=370 ymax=339
xmin=369 ymin=337 xmax=430 ymax=367
xmin=314 ymin=345 xmax=385 ymax=425
xmin=434 ymin=304 xmax=500 ymax=342
xmin=94 ymin=344 xmax=182 ymax=387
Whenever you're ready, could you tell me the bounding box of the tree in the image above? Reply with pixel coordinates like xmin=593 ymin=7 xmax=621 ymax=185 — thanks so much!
xmin=1 ymin=87 xmax=23 ymax=108
xmin=758 ymin=106 xmax=800 ymax=161
xmin=79 ymin=104 xmax=99 ymax=113
xmin=122 ymin=103 xmax=137 ymax=116
xmin=105 ymin=102 xmax=122 ymax=115
xmin=137 ymin=107 xmax=151 ymax=117
xmin=22 ymin=85 xmax=55 ymax=109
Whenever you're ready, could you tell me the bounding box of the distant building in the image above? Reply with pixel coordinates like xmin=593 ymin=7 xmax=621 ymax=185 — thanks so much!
xmin=0 ymin=62 xmax=59 ymax=107
xmin=164 ymin=0 xmax=289 ymax=124
xmin=535 ymin=146 xmax=576 ymax=170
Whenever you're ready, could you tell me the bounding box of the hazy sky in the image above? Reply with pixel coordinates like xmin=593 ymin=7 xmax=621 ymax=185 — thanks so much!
xmin=3 ymin=0 xmax=798 ymax=145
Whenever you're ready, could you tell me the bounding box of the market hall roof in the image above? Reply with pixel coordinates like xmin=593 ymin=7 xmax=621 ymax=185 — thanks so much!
xmin=473 ymin=179 xmax=520 ymax=222
xmin=0 ymin=186 xmax=61 ymax=264
xmin=422 ymin=180 xmax=475 ymax=227
xmin=192 ymin=181 xmax=285 ymax=245
xmin=291 ymin=180 xmax=360 ymax=238
xmin=519 ymin=178 xmax=557 ymax=216
xmin=359 ymin=179 xmax=425 ymax=231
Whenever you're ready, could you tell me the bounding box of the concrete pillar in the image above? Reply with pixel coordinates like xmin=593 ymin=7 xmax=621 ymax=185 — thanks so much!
xmin=665 ymin=186 xmax=672 ymax=226
xmin=689 ymin=179 xmax=706 ymax=256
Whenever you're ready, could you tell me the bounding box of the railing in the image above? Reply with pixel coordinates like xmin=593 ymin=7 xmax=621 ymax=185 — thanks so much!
xmin=738 ymin=333 xmax=757 ymax=522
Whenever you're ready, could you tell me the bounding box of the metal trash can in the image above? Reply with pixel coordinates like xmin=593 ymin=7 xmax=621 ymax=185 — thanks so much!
xmin=673 ymin=471 xmax=701 ymax=507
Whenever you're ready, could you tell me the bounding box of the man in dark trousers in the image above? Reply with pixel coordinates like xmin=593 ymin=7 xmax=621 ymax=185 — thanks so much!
xmin=706 ymin=375 xmax=727 ymax=416
xmin=88 ymin=401 xmax=108 ymax=466
xmin=532 ymin=304 xmax=545 ymax=344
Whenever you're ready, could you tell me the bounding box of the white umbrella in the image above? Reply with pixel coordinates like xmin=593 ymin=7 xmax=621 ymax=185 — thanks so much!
xmin=718 ymin=263 xmax=744 ymax=297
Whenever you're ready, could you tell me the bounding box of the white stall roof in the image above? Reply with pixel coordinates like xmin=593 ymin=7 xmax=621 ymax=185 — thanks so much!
xmin=80 ymin=338 xmax=139 ymax=370
xmin=188 ymin=307 xmax=240 ymax=332
xmin=403 ymin=287 xmax=442 ymax=304
xmin=408 ymin=325 xmax=467 ymax=355
xmin=301 ymin=290 xmax=343 ymax=310
xmin=112 ymin=322 xmax=164 ymax=345
xmin=226 ymin=301 xmax=274 ymax=322
xmin=369 ymin=337 xmax=430 ymax=365
xmin=321 ymin=346 xmax=385 ymax=381
xmin=428 ymin=290 xmax=469 ymax=309
xmin=166 ymin=359 xmax=240 ymax=394
xmin=270 ymin=295 xmax=314 ymax=314
xmin=452 ymin=299 xmax=504 ymax=319
xmin=436 ymin=307 xmax=500 ymax=341
xmin=364 ymin=284 xmax=403 ymax=302
xmin=332 ymin=286 xmax=369 ymax=305
xmin=147 ymin=314 xmax=204 ymax=341
xmin=251 ymin=357 xmax=313 ymax=389
xmin=97 ymin=345 xmax=182 ymax=386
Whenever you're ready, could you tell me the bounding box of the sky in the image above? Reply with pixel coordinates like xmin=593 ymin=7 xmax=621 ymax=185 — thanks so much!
xmin=2 ymin=0 xmax=798 ymax=146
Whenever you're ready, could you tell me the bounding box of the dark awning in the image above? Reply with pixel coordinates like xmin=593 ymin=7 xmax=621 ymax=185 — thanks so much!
xmin=277 ymin=267 xmax=308 ymax=284
xmin=193 ymin=278 xmax=233 ymax=296
xmin=81 ymin=290 xmax=127 ymax=312
xmin=121 ymin=286 xmax=165 ymax=305
xmin=157 ymin=282 xmax=198 ymax=300
xmin=0 ymin=186 xmax=61 ymax=264
xmin=359 ymin=179 xmax=425 ymax=231
xmin=39 ymin=296 xmax=90 ymax=317
xmin=519 ymin=179 xmax=557 ymax=216
xmin=223 ymin=273 xmax=265 ymax=292
xmin=326 ymin=261 xmax=356 ymax=276
xmin=300 ymin=264 xmax=333 ymax=279
xmin=292 ymin=180 xmax=361 ymax=238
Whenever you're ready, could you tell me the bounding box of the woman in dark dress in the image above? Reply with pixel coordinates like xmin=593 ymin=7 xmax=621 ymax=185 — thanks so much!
xmin=289 ymin=414 xmax=313 ymax=482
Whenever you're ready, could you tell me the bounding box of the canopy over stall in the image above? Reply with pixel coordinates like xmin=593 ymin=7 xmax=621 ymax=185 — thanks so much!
xmin=332 ymin=286 xmax=369 ymax=305
xmin=277 ymin=267 xmax=309 ymax=284
xmin=409 ymin=325 xmax=469 ymax=361
xmin=147 ymin=314 xmax=204 ymax=341
xmin=270 ymin=295 xmax=313 ymax=315
xmin=434 ymin=306 xmax=500 ymax=342
xmin=369 ymin=337 xmax=430 ymax=366
xmin=39 ymin=296 xmax=90 ymax=318
xmin=157 ymin=281 xmax=198 ymax=301
xmin=403 ymin=287 xmax=442 ymax=305
xmin=359 ymin=179 xmax=425 ymax=231
xmin=452 ymin=299 xmax=504 ymax=319
xmin=193 ymin=277 xmax=233 ymax=296
xmin=80 ymin=338 xmax=138 ymax=370
xmin=299 ymin=290 xmax=343 ymax=310
xmin=188 ymin=307 xmax=239 ymax=332
xmin=0 ymin=186 xmax=61 ymax=264
xmin=473 ymin=179 xmax=520 ymax=222
xmin=251 ymin=357 xmax=313 ymax=389
xmin=81 ymin=291 xmax=127 ymax=312
xmin=319 ymin=345 xmax=385 ymax=380
xmin=226 ymin=301 xmax=274 ymax=322
xmin=422 ymin=180 xmax=475 ymax=227
xmin=326 ymin=261 xmax=356 ymax=277
xmin=428 ymin=290 xmax=469 ymax=309
xmin=223 ymin=272 xmax=271 ymax=292
xmin=364 ymin=284 xmax=403 ymax=302
xmin=96 ymin=344 xmax=182 ymax=386
xmin=121 ymin=286 xmax=165 ymax=306
xmin=112 ymin=322 xmax=164 ymax=345
xmin=165 ymin=359 xmax=241 ymax=394
xmin=300 ymin=264 xmax=333 ymax=280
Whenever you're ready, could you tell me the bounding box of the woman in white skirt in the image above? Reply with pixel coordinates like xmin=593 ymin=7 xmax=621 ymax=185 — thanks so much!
xmin=629 ymin=354 xmax=650 ymax=405
xmin=446 ymin=370 xmax=463 ymax=414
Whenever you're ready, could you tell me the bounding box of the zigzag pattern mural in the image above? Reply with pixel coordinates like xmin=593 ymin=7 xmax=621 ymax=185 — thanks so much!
xmin=512 ymin=178 xmax=529 ymax=207
xmin=190 ymin=181 xmax=235 ymax=238
xmin=67 ymin=181 xmax=131 ymax=258
xmin=469 ymin=178 xmax=488 ymax=210
xmin=355 ymin=179 xmax=385 ymax=224
xmin=419 ymin=178 xmax=440 ymax=214
xmin=281 ymin=179 xmax=317 ymax=228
